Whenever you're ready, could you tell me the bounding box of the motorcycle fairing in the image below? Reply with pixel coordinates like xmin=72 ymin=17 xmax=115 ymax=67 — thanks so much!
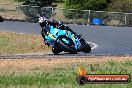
xmin=44 ymin=25 xmax=81 ymax=49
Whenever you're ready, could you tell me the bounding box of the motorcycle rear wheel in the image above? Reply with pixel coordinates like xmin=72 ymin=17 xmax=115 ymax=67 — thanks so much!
xmin=82 ymin=43 xmax=91 ymax=53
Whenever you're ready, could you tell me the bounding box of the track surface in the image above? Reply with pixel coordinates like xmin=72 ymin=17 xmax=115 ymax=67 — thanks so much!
xmin=0 ymin=21 xmax=132 ymax=56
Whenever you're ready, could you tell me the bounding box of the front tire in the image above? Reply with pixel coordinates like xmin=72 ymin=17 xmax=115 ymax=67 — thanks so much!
xmin=0 ymin=16 xmax=3 ymax=22
xmin=52 ymin=46 xmax=59 ymax=55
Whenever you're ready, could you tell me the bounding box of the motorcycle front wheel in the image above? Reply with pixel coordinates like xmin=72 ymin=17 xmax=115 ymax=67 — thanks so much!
xmin=52 ymin=46 xmax=59 ymax=55
xmin=57 ymin=36 xmax=77 ymax=54
xmin=52 ymin=41 xmax=63 ymax=55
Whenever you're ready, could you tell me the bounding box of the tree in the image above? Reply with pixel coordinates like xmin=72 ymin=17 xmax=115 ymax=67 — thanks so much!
xmin=64 ymin=0 xmax=111 ymax=19
xmin=65 ymin=0 xmax=111 ymax=10
xmin=108 ymin=0 xmax=132 ymax=13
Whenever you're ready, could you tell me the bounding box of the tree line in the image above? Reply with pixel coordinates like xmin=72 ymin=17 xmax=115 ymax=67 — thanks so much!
xmin=17 ymin=0 xmax=132 ymax=22
xmin=17 ymin=0 xmax=132 ymax=12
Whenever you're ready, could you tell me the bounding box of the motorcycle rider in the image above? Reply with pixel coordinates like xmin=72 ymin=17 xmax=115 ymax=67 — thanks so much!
xmin=39 ymin=16 xmax=82 ymax=46
xmin=39 ymin=17 xmax=76 ymax=33
xmin=39 ymin=17 xmax=51 ymax=46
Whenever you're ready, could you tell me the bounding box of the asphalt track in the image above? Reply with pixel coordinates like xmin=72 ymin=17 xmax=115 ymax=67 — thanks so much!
xmin=0 ymin=21 xmax=132 ymax=57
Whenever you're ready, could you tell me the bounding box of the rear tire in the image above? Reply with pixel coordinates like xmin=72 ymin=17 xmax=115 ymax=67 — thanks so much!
xmin=0 ymin=16 xmax=3 ymax=22
xmin=82 ymin=43 xmax=91 ymax=53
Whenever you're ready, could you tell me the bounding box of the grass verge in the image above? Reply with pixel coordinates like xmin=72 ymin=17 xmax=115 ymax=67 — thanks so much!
xmin=0 ymin=31 xmax=50 ymax=55
xmin=0 ymin=57 xmax=131 ymax=88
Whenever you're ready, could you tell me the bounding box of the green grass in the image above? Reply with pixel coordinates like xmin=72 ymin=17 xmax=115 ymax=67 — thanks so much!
xmin=0 ymin=60 xmax=131 ymax=88
xmin=0 ymin=31 xmax=50 ymax=55
xmin=0 ymin=37 xmax=10 ymax=48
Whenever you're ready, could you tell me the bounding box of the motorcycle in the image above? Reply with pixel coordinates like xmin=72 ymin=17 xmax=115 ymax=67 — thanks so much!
xmin=41 ymin=22 xmax=91 ymax=54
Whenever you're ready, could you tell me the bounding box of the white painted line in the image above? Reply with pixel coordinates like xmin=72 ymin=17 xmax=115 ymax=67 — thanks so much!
xmin=19 ymin=33 xmax=25 ymax=34
xmin=16 ymin=51 xmax=52 ymax=56
xmin=18 ymin=32 xmax=39 ymax=36
xmin=87 ymin=42 xmax=98 ymax=50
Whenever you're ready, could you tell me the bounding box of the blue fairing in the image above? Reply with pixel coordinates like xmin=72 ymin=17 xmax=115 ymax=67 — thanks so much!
xmin=44 ymin=25 xmax=81 ymax=49
xmin=50 ymin=26 xmax=58 ymax=38
xmin=45 ymin=35 xmax=54 ymax=45
xmin=49 ymin=26 xmax=67 ymax=37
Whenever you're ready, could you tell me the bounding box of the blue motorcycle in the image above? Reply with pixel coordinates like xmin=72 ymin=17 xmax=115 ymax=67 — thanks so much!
xmin=40 ymin=22 xmax=91 ymax=54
